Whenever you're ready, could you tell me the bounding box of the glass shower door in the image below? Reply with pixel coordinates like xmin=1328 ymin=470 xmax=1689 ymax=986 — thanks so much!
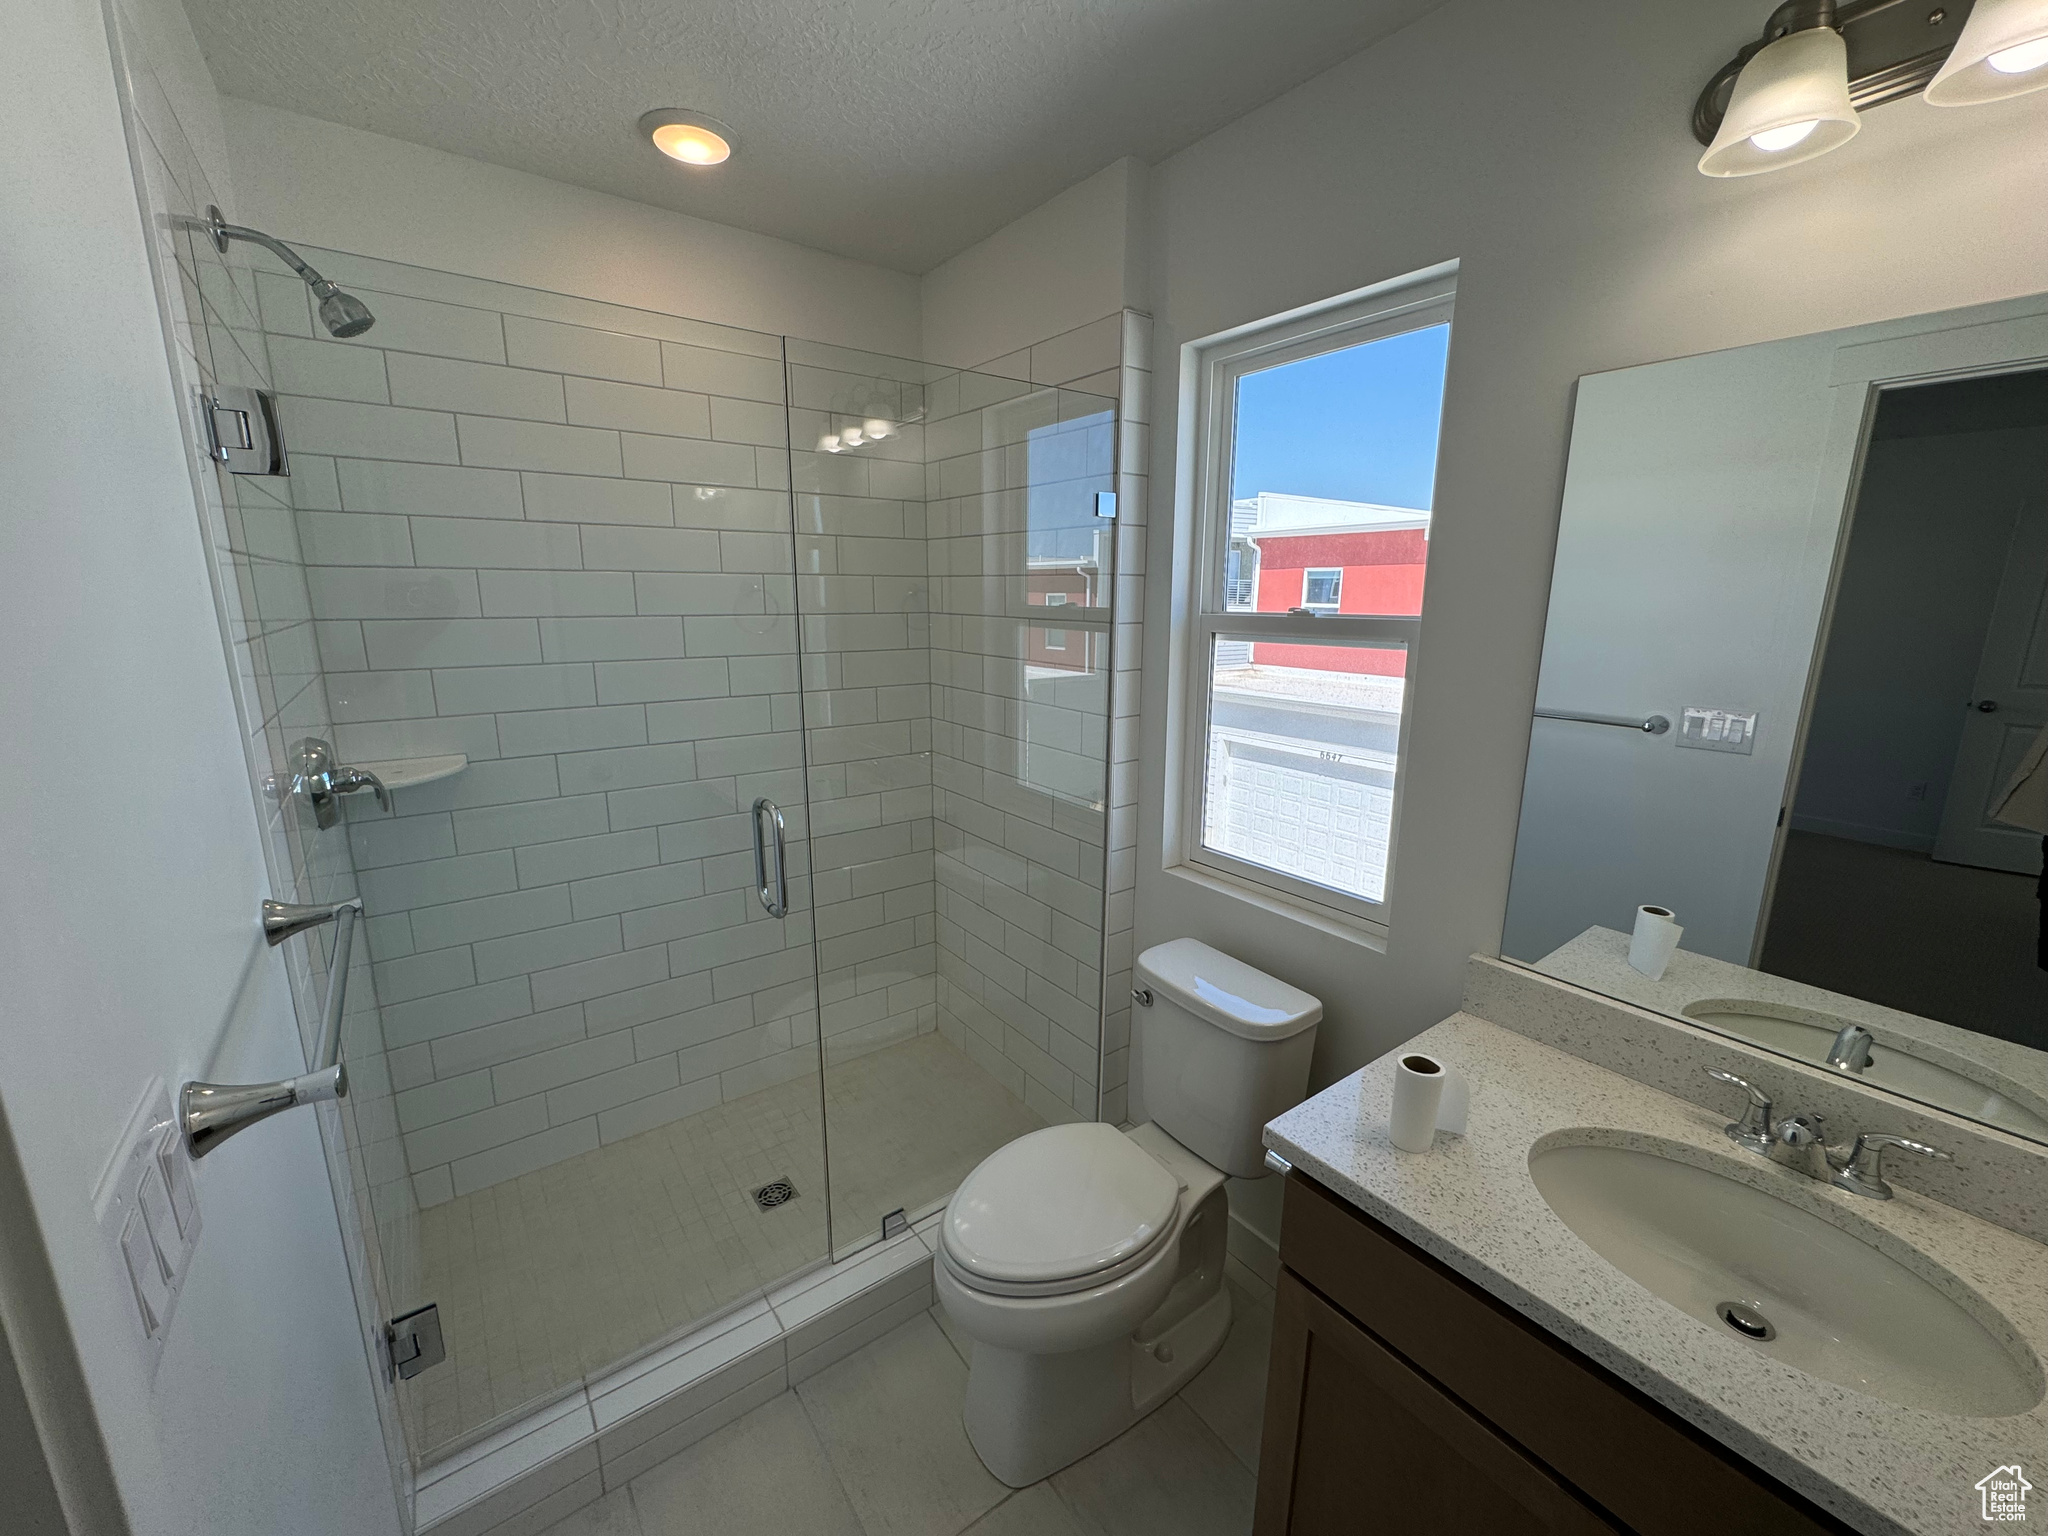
xmin=230 ymin=245 xmax=836 ymax=1462
xmin=786 ymin=342 xmax=1118 ymax=1258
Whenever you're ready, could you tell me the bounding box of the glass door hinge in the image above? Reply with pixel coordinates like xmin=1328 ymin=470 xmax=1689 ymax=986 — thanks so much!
xmin=385 ymin=1303 xmax=445 ymax=1382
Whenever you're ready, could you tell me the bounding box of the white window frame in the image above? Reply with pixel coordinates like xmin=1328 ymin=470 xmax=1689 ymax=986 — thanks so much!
xmin=1300 ymin=567 xmax=1343 ymax=611
xmin=1175 ymin=273 xmax=1455 ymax=934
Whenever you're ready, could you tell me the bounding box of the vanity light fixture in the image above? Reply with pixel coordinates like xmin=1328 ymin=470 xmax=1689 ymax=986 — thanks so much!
xmin=1926 ymin=0 xmax=2048 ymax=102
xmin=817 ymin=418 xmax=900 ymax=454
xmin=1694 ymin=0 xmax=2045 ymax=177
xmin=639 ymin=109 xmax=736 ymax=167
xmin=1698 ymin=18 xmax=1860 ymax=176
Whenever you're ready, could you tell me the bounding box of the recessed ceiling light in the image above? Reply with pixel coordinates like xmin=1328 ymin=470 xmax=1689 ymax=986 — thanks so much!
xmin=638 ymin=110 xmax=735 ymax=167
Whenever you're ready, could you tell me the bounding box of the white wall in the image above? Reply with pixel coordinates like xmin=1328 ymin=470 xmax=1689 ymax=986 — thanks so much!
xmin=1501 ymin=335 xmax=1845 ymax=966
xmin=221 ymin=98 xmax=923 ymax=360
xmin=1794 ymin=426 xmax=2048 ymax=848
xmin=921 ymin=158 xmax=1148 ymax=372
xmin=0 ymin=3 xmax=401 ymax=1533
xmin=1136 ymin=0 xmax=2048 ymax=1091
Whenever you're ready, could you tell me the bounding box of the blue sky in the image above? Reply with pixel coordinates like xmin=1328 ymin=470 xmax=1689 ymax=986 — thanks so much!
xmin=1231 ymin=322 xmax=1450 ymax=509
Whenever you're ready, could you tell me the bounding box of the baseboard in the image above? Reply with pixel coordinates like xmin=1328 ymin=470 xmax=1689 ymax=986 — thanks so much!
xmin=1785 ymin=814 xmax=1936 ymax=852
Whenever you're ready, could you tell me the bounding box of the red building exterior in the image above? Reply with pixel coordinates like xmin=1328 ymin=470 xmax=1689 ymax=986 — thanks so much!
xmin=1250 ymin=525 xmax=1426 ymax=676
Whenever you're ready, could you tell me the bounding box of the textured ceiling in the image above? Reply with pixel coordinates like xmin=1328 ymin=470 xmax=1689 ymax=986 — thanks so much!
xmin=183 ymin=0 xmax=1442 ymax=273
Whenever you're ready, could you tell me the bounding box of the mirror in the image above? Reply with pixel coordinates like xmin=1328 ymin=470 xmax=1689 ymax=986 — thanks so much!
xmin=1504 ymin=292 xmax=2048 ymax=1144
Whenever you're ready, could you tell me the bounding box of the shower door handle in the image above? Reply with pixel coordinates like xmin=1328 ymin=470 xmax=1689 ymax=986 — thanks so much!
xmin=752 ymin=798 xmax=789 ymax=918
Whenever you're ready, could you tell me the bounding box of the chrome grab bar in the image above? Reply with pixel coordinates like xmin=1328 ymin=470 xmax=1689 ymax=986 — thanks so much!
xmin=1534 ymin=708 xmax=1672 ymax=735
xmin=752 ymin=798 xmax=789 ymax=918
xmin=181 ymin=898 xmax=361 ymax=1157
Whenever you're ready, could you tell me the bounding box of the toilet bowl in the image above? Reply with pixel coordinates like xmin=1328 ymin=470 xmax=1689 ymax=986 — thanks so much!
xmin=937 ymin=939 xmax=1320 ymax=1486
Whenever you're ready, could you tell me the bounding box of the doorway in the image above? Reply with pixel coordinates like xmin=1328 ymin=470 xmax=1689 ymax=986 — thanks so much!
xmin=1764 ymin=368 xmax=2048 ymax=1049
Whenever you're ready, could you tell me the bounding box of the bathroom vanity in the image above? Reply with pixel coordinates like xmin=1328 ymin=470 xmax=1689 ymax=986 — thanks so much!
xmin=1256 ymin=1171 xmax=1848 ymax=1534
xmin=1255 ymin=997 xmax=2048 ymax=1536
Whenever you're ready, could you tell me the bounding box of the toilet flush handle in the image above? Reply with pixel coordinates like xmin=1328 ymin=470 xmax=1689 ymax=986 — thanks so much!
xmin=1131 ymin=986 xmax=1153 ymax=1007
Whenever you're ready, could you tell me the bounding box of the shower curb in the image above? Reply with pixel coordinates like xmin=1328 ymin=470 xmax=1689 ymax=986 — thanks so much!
xmin=412 ymin=1214 xmax=941 ymax=1536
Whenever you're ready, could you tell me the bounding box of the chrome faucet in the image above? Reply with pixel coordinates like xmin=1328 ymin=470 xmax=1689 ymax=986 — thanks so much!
xmin=271 ymin=736 xmax=389 ymax=829
xmin=1825 ymin=1024 xmax=1876 ymax=1074
xmin=1703 ymin=1068 xmax=1951 ymax=1199
xmin=1706 ymin=1069 xmax=1775 ymax=1154
xmin=1830 ymin=1133 xmax=1952 ymax=1200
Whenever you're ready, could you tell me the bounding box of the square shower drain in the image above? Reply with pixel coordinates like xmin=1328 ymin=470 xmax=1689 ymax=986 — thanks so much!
xmin=751 ymin=1176 xmax=798 ymax=1211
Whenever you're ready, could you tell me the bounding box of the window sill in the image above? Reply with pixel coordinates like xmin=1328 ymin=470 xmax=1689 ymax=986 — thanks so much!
xmin=1163 ymin=860 xmax=1390 ymax=955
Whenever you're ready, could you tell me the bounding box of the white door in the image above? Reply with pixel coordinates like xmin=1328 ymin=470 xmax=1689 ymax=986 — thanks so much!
xmin=1933 ymin=495 xmax=2048 ymax=873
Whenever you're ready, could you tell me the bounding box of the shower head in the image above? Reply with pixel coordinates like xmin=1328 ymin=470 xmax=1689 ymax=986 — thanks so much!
xmin=200 ymin=205 xmax=376 ymax=337
xmin=314 ymin=283 xmax=376 ymax=339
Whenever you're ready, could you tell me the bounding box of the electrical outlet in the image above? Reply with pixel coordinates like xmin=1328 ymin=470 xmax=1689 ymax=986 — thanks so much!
xmin=93 ymin=1081 xmax=202 ymax=1376
xmin=1677 ymin=707 xmax=1758 ymax=755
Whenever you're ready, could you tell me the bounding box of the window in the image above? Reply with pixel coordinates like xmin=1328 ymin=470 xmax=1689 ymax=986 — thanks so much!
xmin=1223 ymin=542 xmax=1259 ymax=608
xmin=1179 ymin=274 xmax=1453 ymax=928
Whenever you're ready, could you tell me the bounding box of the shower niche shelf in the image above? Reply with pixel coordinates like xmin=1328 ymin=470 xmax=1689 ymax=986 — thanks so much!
xmin=357 ymin=754 xmax=467 ymax=794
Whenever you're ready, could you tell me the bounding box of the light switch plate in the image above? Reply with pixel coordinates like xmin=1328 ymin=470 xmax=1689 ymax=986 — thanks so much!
xmin=94 ymin=1080 xmax=201 ymax=1376
xmin=1677 ymin=707 xmax=1758 ymax=755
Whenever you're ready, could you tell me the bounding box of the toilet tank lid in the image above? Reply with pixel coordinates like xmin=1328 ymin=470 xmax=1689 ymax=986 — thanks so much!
xmin=1135 ymin=938 xmax=1322 ymax=1040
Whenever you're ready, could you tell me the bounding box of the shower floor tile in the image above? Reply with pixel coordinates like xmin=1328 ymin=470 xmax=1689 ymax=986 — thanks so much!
xmin=410 ymin=1031 xmax=1044 ymax=1460
xmin=821 ymin=1028 xmax=1049 ymax=1249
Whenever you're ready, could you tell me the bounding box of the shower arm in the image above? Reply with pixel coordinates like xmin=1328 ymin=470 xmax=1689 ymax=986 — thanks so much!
xmin=199 ymin=205 xmax=340 ymax=293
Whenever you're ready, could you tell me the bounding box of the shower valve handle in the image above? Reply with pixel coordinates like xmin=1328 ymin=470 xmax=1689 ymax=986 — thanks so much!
xmin=272 ymin=737 xmax=391 ymax=829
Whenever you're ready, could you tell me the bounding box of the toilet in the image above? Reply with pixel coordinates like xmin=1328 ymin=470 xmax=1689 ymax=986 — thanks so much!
xmin=935 ymin=938 xmax=1321 ymax=1486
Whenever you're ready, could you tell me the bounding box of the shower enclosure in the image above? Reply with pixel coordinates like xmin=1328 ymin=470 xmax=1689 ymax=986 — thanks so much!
xmin=167 ymin=234 xmax=1120 ymax=1466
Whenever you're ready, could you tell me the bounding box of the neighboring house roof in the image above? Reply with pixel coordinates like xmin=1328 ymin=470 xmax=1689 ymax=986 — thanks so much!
xmin=1232 ymin=491 xmax=1431 ymax=540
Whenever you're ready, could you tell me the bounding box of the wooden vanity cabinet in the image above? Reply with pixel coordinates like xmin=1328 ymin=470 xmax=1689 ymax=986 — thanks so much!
xmin=1255 ymin=1171 xmax=1856 ymax=1536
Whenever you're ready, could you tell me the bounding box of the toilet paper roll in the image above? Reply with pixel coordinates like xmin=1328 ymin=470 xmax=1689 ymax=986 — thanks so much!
xmin=1628 ymin=905 xmax=1682 ymax=981
xmin=1390 ymin=1054 xmax=1447 ymax=1153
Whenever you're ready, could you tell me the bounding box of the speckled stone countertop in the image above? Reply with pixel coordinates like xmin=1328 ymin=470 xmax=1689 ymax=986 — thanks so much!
xmin=1264 ymin=1013 xmax=2048 ymax=1536
xmin=1532 ymin=928 xmax=2048 ymax=1134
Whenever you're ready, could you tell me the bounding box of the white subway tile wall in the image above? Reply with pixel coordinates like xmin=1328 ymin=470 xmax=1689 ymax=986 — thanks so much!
xmin=921 ymin=321 xmax=1125 ymax=1126
xmin=262 ymin=259 xmax=827 ymax=1213
xmin=230 ymin=247 xmax=1130 ymax=1464
xmin=274 ymin=272 xmax=1125 ymax=1218
xmin=1101 ymin=310 xmax=1153 ymax=1128
xmin=103 ymin=0 xmax=421 ymax=1492
xmin=783 ymin=343 xmax=943 ymax=1086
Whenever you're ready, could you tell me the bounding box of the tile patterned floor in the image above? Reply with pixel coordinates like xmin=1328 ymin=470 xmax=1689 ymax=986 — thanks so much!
xmin=821 ymin=1029 xmax=1048 ymax=1249
xmin=412 ymin=1033 xmax=1044 ymax=1458
xmin=537 ymin=1278 xmax=1273 ymax=1536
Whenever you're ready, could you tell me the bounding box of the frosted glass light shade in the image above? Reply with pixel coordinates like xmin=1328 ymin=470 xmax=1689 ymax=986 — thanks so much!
xmin=1699 ymin=27 xmax=1860 ymax=177
xmin=637 ymin=110 xmax=737 ymax=167
xmin=1926 ymin=0 xmax=2048 ymax=104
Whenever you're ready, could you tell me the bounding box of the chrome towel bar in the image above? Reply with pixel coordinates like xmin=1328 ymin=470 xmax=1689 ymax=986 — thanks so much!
xmin=1534 ymin=708 xmax=1672 ymax=735
xmin=181 ymin=898 xmax=361 ymax=1157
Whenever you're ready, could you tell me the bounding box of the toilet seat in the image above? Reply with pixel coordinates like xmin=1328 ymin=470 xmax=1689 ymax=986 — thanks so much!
xmin=941 ymin=1123 xmax=1183 ymax=1298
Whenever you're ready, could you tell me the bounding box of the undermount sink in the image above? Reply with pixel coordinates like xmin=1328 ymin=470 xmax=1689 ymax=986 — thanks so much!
xmin=1681 ymin=998 xmax=2048 ymax=1140
xmin=1529 ymin=1134 xmax=2043 ymax=1419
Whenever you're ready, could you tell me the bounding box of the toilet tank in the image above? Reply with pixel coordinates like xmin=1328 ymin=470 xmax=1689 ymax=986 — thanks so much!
xmin=1133 ymin=939 xmax=1321 ymax=1179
